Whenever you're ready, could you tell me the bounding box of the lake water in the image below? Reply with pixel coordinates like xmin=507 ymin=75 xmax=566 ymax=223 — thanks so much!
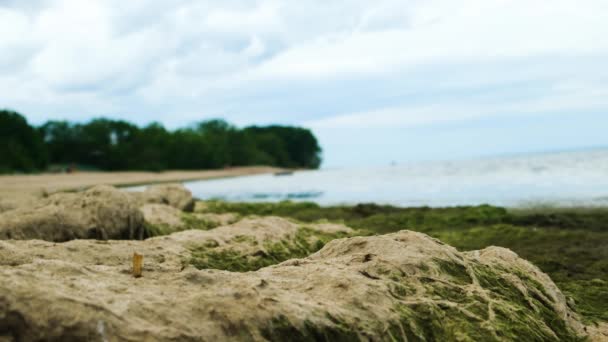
xmin=179 ymin=149 xmax=608 ymax=207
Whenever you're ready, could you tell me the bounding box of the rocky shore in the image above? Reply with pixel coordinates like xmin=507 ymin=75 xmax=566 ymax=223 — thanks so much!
xmin=0 ymin=184 xmax=606 ymax=341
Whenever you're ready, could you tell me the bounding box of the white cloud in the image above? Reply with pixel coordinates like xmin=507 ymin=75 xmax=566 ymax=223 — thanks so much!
xmin=2 ymin=0 xmax=606 ymax=95
xmin=306 ymin=78 xmax=608 ymax=129
xmin=0 ymin=0 xmax=607 ymax=164
xmin=204 ymin=1 xmax=282 ymax=35
xmin=248 ymin=0 xmax=608 ymax=80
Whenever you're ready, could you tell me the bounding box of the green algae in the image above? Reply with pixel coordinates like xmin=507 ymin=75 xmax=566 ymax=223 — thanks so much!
xmin=389 ymin=286 xmax=581 ymax=341
xmin=197 ymin=201 xmax=511 ymax=233
xmin=144 ymin=213 xmax=221 ymax=237
xmin=473 ymin=264 xmax=532 ymax=309
xmin=470 ymin=263 xmax=581 ymax=341
xmin=433 ymin=258 xmax=472 ymax=285
xmin=180 ymin=213 xmax=219 ymax=230
xmin=260 ymin=315 xmax=359 ymax=342
xmin=231 ymin=235 xmax=258 ymax=245
xmin=187 ymin=227 xmax=350 ymax=272
xmin=465 ymin=295 xmax=490 ymax=321
xmin=391 ymin=303 xmax=495 ymax=341
xmin=560 ymin=279 xmax=608 ymax=323
xmin=143 ymin=222 xmax=173 ymax=237
xmin=424 ymin=282 xmax=469 ymax=304
xmin=432 ymin=224 xmax=608 ymax=324
xmin=388 ymin=282 xmax=412 ymax=300
xmin=375 ymin=257 xmax=583 ymax=341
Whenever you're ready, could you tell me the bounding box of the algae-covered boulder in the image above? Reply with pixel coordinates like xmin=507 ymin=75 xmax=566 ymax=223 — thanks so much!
xmin=0 ymin=185 xmax=145 ymax=242
xmin=0 ymin=225 xmax=594 ymax=341
xmin=298 ymin=232 xmax=587 ymax=341
xmin=137 ymin=183 xmax=195 ymax=212
xmin=184 ymin=216 xmax=353 ymax=272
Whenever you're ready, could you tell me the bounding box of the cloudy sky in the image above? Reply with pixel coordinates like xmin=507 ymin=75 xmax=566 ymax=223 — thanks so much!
xmin=1 ymin=0 xmax=607 ymax=167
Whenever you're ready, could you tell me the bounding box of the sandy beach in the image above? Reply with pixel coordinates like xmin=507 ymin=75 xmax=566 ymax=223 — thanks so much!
xmin=0 ymin=166 xmax=282 ymax=201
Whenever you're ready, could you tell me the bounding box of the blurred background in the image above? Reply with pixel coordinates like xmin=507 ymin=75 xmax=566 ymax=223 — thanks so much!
xmin=1 ymin=0 xmax=607 ymax=206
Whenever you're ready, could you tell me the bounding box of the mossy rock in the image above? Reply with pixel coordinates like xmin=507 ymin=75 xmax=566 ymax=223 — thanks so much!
xmin=0 ymin=225 xmax=595 ymax=340
xmin=188 ymin=226 xmax=351 ymax=272
xmin=196 ymin=199 xmax=608 ymax=324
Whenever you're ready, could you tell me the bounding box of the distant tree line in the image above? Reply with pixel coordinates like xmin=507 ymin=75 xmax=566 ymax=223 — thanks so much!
xmin=0 ymin=109 xmax=322 ymax=173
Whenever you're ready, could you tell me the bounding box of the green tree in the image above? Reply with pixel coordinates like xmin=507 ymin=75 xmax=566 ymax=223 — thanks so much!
xmin=128 ymin=123 xmax=171 ymax=171
xmin=246 ymin=126 xmax=322 ymax=168
xmin=0 ymin=110 xmax=48 ymax=173
xmin=39 ymin=120 xmax=81 ymax=165
xmin=25 ymin=114 xmax=323 ymax=173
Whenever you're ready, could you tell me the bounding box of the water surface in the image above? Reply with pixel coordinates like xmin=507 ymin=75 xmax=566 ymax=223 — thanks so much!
xmin=180 ymin=149 xmax=608 ymax=207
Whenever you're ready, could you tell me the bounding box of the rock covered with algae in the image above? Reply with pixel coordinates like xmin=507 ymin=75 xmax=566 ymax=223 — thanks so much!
xmin=0 ymin=214 xmax=596 ymax=341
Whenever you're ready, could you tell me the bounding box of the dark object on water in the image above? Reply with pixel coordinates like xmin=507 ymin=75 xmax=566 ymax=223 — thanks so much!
xmin=274 ymin=171 xmax=294 ymax=176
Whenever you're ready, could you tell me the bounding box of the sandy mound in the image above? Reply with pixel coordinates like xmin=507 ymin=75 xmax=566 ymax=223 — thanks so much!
xmin=135 ymin=183 xmax=195 ymax=212
xmin=0 ymin=199 xmax=28 ymax=214
xmin=0 ymin=185 xmax=145 ymax=241
xmin=0 ymin=191 xmax=46 ymax=214
xmin=141 ymin=203 xmax=240 ymax=236
xmin=140 ymin=203 xmax=185 ymax=228
xmin=0 ymin=221 xmax=591 ymax=341
xmin=0 ymin=184 xmax=199 ymax=241
xmin=194 ymin=212 xmax=240 ymax=227
xmin=0 ymin=200 xmax=18 ymax=214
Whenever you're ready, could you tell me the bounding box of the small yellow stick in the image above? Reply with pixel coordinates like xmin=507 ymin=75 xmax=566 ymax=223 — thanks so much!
xmin=133 ymin=252 xmax=143 ymax=278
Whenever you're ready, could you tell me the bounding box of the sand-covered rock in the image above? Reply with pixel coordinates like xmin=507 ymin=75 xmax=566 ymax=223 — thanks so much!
xmin=588 ymin=323 xmax=608 ymax=341
xmin=0 ymin=184 xmax=230 ymax=241
xmin=0 ymin=192 xmax=46 ymax=214
xmin=140 ymin=203 xmax=241 ymax=236
xmin=0 ymin=200 xmax=17 ymax=214
xmin=0 ymin=221 xmax=592 ymax=341
xmin=140 ymin=203 xmax=185 ymax=229
xmin=136 ymin=183 xmax=195 ymax=212
xmin=194 ymin=212 xmax=240 ymax=227
xmin=0 ymin=185 xmax=145 ymax=241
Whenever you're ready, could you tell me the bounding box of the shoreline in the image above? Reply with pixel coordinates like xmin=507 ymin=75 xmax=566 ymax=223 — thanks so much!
xmin=0 ymin=166 xmax=284 ymax=201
